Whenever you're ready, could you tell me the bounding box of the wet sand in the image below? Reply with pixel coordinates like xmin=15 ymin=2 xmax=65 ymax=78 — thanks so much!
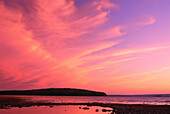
xmin=0 ymin=96 xmax=170 ymax=114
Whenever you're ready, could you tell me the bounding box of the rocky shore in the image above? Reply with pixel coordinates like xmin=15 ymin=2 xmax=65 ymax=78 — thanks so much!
xmin=0 ymin=96 xmax=170 ymax=114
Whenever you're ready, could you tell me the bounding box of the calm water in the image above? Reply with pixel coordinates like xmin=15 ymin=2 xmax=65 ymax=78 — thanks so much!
xmin=1 ymin=95 xmax=170 ymax=105
xmin=1 ymin=95 xmax=170 ymax=114
xmin=0 ymin=105 xmax=113 ymax=114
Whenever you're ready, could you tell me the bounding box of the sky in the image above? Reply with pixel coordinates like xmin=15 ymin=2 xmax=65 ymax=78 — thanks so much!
xmin=0 ymin=0 xmax=170 ymax=95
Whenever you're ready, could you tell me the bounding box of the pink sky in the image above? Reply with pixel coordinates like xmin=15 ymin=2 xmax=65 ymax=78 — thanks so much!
xmin=0 ymin=0 xmax=170 ymax=95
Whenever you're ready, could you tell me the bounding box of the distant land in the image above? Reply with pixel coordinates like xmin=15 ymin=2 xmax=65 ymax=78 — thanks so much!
xmin=0 ymin=88 xmax=107 ymax=96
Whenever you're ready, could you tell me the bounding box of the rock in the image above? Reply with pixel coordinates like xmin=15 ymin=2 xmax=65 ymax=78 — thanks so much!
xmin=102 ymin=109 xmax=113 ymax=112
xmin=82 ymin=107 xmax=90 ymax=110
xmin=95 ymin=109 xmax=99 ymax=112
xmin=50 ymin=105 xmax=53 ymax=108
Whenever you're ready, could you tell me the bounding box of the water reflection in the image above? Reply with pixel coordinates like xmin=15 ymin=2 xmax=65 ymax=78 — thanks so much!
xmin=0 ymin=105 xmax=113 ymax=114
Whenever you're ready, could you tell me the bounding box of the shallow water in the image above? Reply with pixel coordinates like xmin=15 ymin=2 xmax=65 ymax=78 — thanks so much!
xmin=2 ymin=95 xmax=169 ymax=105
xmin=0 ymin=105 xmax=113 ymax=114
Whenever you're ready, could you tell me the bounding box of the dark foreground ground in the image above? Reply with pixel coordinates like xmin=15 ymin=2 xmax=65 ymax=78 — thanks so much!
xmin=0 ymin=96 xmax=170 ymax=114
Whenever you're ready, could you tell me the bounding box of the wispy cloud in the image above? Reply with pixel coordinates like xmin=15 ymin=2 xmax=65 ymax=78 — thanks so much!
xmin=93 ymin=0 xmax=119 ymax=11
xmin=0 ymin=0 xmax=170 ymax=94
xmin=82 ymin=45 xmax=170 ymax=60
xmin=0 ymin=0 xmax=121 ymax=89
xmin=137 ymin=15 xmax=156 ymax=26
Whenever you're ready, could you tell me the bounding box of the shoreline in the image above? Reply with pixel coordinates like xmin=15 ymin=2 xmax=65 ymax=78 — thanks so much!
xmin=1 ymin=96 xmax=170 ymax=113
xmin=1 ymin=102 xmax=170 ymax=113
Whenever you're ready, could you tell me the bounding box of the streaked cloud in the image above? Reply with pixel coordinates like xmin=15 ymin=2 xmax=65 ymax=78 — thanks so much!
xmin=82 ymin=45 xmax=170 ymax=60
xmin=0 ymin=0 xmax=170 ymax=94
xmin=93 ymin=0 xmax=119 ymax=11
xmin=138 ymin=16 xmax=156 ymax=26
